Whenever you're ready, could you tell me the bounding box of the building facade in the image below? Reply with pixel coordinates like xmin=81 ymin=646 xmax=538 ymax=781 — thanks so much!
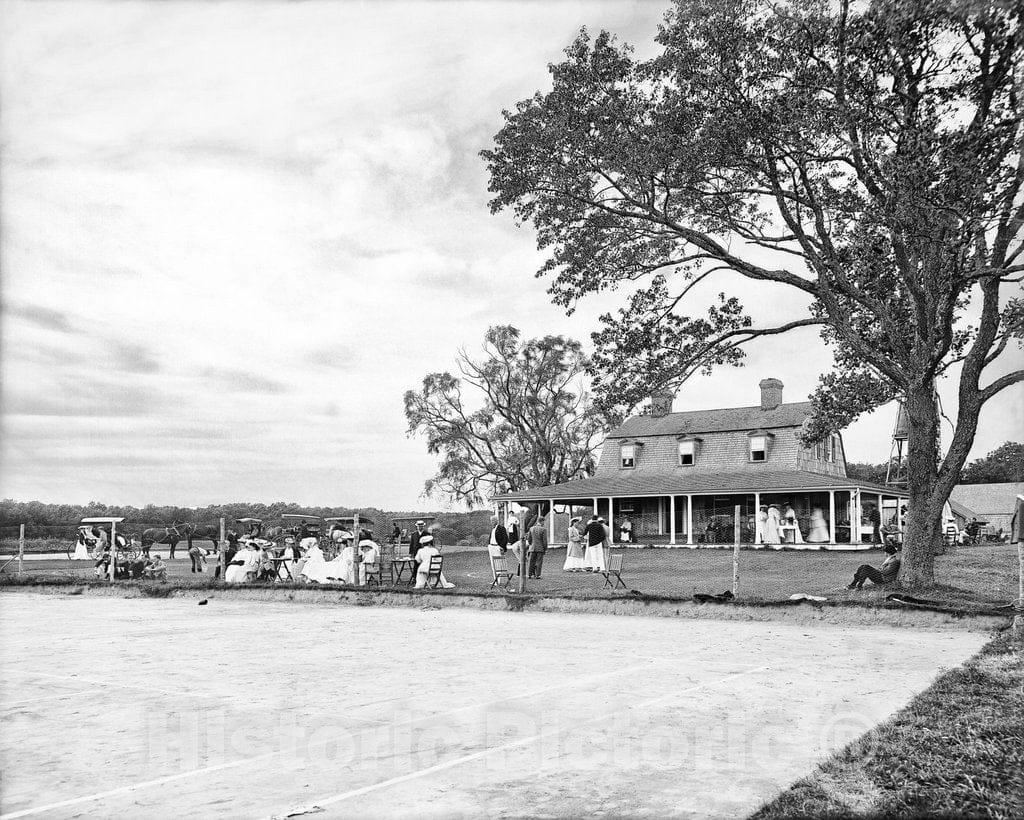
xmin=492 ymin=379 xmax=910 ymax=550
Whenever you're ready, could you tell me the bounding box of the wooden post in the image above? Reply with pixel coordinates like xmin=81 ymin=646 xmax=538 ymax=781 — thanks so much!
xmin=732 ymin=505 xmax=741 ymax=596
xmin=518 ymin=510 xmax=527 ymax=594
xmin=753 ymin=492 xmax=761 ymax=544
xmin=18 ymin=524 xmax=25 ymax=575
xmin=686 ymin=495 xmax=694 ymax=546
xmin=109 ymin=520 xmax=117 ymax=582
xmin=353 ymin=512 xmax=361 ymax=586
xmin=219 ymin=517 xmax=226 ymax=580
xmin=669 ymin=496 xmax=676 ymax=545
xmin=828 ymin=491 xmax=836 ymax=545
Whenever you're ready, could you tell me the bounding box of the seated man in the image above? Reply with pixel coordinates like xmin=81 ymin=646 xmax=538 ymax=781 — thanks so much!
xmin=847 ymin=544 xmax=901 ymax=590
xmin=143 ymin=554 xmax=167 ymax=580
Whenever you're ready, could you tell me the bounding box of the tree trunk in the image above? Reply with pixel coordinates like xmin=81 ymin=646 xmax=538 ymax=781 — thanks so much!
xmin=899 ymin=382 xmax=943 ymax=588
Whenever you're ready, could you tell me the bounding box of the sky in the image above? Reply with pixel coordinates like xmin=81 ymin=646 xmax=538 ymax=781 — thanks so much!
xmin=1 ymin=0 xmax=1020 ymax=511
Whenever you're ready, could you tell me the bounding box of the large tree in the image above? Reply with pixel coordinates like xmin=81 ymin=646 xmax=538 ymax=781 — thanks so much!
xmin=483 ymin=0 xmax=1023 ymax=587
xmin=404 ymin=325 xmax=608 ymax=507
xmin=960 ymin=441 xmax=1024 ymax=483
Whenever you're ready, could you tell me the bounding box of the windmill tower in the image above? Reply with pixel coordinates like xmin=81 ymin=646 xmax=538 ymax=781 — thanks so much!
xmin=885 ymin=402 xmax=910 ymax=487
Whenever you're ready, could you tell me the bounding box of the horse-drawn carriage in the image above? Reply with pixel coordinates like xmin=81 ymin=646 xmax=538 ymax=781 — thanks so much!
xmin=70 ymin=517 xmax=141 ymax=577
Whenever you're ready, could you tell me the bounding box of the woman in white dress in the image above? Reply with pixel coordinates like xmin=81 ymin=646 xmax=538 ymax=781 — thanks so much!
xmin=757 ymin=506 xmax=769 ymax=544
xmin=562 ymin=517 xmax=587 ymax=572
xmin=299 ymin=541 xmax=332 ymax=584
xmin=224 ymin=542 xmax=259 ymax=583
xmin=807 ymin=508 xmax=830 ymax=543
xmin=784 ymin=504 xmax=805 ymax=544
xmin=73 ymin=527 xmax=91 ymax=560
xmin=413 ymin=535 xmax=455 ymax=588
xmin=765 ymin=505 xmax=782 ymax=546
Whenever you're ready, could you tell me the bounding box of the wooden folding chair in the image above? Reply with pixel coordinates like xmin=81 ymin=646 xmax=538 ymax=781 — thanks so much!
xmin=362 ymin=561 xmax=382 ymax=587
xmin=425 ymin=555 xmax=444 ymax=589
xmin=490 ymin=554 xmax=513 ymax=590
xmin=601 ymin=554 xmax=627 ymax=590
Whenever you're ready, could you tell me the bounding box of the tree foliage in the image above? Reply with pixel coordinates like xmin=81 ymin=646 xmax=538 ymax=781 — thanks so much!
xmin=404 ymin=325 xmax=609 ymax=506
xmin=960 ymin=441 xmax=1024 ymax=483
xmin=483 ymin=0 xmax=1023 ymax=586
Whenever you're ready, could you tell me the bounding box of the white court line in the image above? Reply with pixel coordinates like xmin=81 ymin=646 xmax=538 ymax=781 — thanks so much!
xmin=1 ymin=690 xmax=95 ymax=708
xmin=274 ymin=664 xmax=772 ymax=817
xmin=4 ymin=669 xmax=225 ymax=700
xmin=0 ymin=751 xmax=279 ymax=820
xmin=0 ymin=656 xmax=680 ymax=819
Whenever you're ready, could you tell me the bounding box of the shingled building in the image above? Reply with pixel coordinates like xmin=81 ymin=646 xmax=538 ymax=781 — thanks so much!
xmin=492 ymin=379 xmax=909 ymax=549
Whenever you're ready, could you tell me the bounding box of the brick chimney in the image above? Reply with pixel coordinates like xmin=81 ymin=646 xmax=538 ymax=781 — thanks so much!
xmin=759 ymin=378 xmax=783 ymax=411
xmin=650 ymin=390 xmax=674 ymax=417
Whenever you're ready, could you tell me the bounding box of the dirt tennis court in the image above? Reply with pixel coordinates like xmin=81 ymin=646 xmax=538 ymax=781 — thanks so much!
xmin=0 ymin=593 xmax=989 ymax=819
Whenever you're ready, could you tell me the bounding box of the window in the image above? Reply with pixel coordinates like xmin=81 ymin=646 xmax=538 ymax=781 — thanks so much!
xmin=749 ymin=435 xmax=767 ymax=462
xmin=678 ymin=440 xmax=695 ymax=466
xmin=620 ymin=444 xmax=635 ymax=468
xmin=830 ymin=434 xmax=838 ymax=463
xmin=814 ymin=442 xmax=823 ymax=460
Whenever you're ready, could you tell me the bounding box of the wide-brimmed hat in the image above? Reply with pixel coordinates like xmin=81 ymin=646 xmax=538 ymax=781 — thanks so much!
xmin=570 ymin=516 xmax=582 ymax=523
xmin=415 ymin=520 xmax=425 ymax=526
xmin=358 ymin=539 xmax=376 ymax=549
xmin=419 ymin=534 xmax=434 ymax=545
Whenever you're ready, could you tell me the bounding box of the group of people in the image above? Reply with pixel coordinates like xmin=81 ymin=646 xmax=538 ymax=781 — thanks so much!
xmin=218 ymin=519 xmax=455 ymax=589
xmin=92 ymin=547 xmax=167 ymax=580
xmin=488 ymin=512 xmax=612 ymax=578
xmin=756 ymin=503 xmax=830 ymax=545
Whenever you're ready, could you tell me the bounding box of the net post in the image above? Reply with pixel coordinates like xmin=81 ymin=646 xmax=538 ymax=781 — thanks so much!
xmin=18 ymin=523 xmax=25 ymax=575
xmin=219 ymin=517 xmax=226 ymax=580
xmin=732 ymin=505 xmax=741 ymax=597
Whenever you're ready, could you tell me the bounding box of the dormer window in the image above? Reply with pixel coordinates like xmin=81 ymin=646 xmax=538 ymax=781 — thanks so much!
xmin=829 ymin=434 xmax=838 ymax=463
xmin=676 ymin=435 xmax=702 ymax=466
xmin=814 ymin=441 xmax=823 ymax=460
xmin=747 ymin=430 xmax=774 ymax=462
xmin=620 ymin=443 xmax=636 ymax=468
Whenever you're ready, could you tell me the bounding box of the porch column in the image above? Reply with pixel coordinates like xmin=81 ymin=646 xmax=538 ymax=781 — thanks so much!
xmin=686 ymin=494 xmax=694 ymax=546
xmin=754 ymin=492 xmax=761 ymax=544
xmin=658 ymin=497 xmax=664 ymax=535
xmin=828 ymin=490 xmax=836 ymax=544
xmin=549 ymin=498 xmax=555 ymax=544
xmin=593 ymin=498 xmax=598 ymax=515
xmin=669 ymin=495 xmax=676 ymax=545
xmin=607 ymin=498 xmax=614 ymax=542
xmin=852 ymin=491 xmax=862 ymax=543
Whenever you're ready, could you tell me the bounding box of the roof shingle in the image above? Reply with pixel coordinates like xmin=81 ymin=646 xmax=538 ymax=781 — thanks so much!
xmin=607 ymin=402 xmax=812 ymax=438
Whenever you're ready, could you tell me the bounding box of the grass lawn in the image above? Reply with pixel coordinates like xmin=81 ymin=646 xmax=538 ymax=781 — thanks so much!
xmin=6 ymin=541 xmax=1018 ymax=608
xmin=750 ymin=630 xmax=1024 ymax=819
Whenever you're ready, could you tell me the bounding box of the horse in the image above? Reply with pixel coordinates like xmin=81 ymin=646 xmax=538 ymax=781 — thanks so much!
xmin=183 ymin=523 xmax=220 ymax=554
xmin=141 ymin=523 xmax=185 ymax=558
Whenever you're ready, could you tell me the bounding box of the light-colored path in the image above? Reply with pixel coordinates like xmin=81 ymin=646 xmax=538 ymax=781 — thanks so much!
xmin=0 ymin=594 xmax=988 ymax=819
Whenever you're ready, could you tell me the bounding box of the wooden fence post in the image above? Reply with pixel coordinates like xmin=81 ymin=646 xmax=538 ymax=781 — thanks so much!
xmin=18 ymin=524 xmax=25 ymax=576
xmin=732 ymin=505 xmax=741 ymax=597
xmin=219 ymin=517 xmax=226 ymax=581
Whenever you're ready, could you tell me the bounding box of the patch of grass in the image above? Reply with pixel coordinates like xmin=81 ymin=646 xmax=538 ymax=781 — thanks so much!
xmin=750 ymin=631 xmax=1024 ymax=820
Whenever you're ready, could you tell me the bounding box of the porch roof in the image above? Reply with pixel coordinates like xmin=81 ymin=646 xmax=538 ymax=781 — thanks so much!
xmin=490 ymin=470 xmax=907 ymax=503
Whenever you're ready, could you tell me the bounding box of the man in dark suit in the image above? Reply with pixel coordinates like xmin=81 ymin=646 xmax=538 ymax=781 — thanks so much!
xmin=488 ymin=515 xmax=509 ymax=555
xmin=409 ymin=519 xmax=428 ymax=563
xmin=527 ymin=517 xmax=548 ymax=578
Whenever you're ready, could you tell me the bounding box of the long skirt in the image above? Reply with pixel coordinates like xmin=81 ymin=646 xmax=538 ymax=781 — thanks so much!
xmin=583 ymin=542 xmax=606 ymax=571
xmin=563 ymin=542 xmax=587 ymax=571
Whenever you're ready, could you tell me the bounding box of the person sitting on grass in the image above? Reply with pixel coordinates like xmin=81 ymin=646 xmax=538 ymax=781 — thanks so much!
xmin=143 ymin=554 xmax=167 ymax=581
xmin=847 ymin=544 xmax=901 ymax=590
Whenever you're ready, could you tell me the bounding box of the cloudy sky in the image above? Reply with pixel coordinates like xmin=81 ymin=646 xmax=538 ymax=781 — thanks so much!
xmin=1 ymin=1 xmax=1020 ymax=511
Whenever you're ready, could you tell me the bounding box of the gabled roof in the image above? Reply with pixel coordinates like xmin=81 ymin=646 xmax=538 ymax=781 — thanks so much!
xmin=606 ymin=401 xmax=812 ymax=438
xmin=491 ymin=469 xmax=905 ymax=502
xmin=950 ymin=482 xmax=1024 ymax=515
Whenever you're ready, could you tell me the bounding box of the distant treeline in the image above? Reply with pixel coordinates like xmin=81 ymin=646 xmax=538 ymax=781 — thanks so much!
xmin=0 ymin=499 xmax=494 ymax=546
